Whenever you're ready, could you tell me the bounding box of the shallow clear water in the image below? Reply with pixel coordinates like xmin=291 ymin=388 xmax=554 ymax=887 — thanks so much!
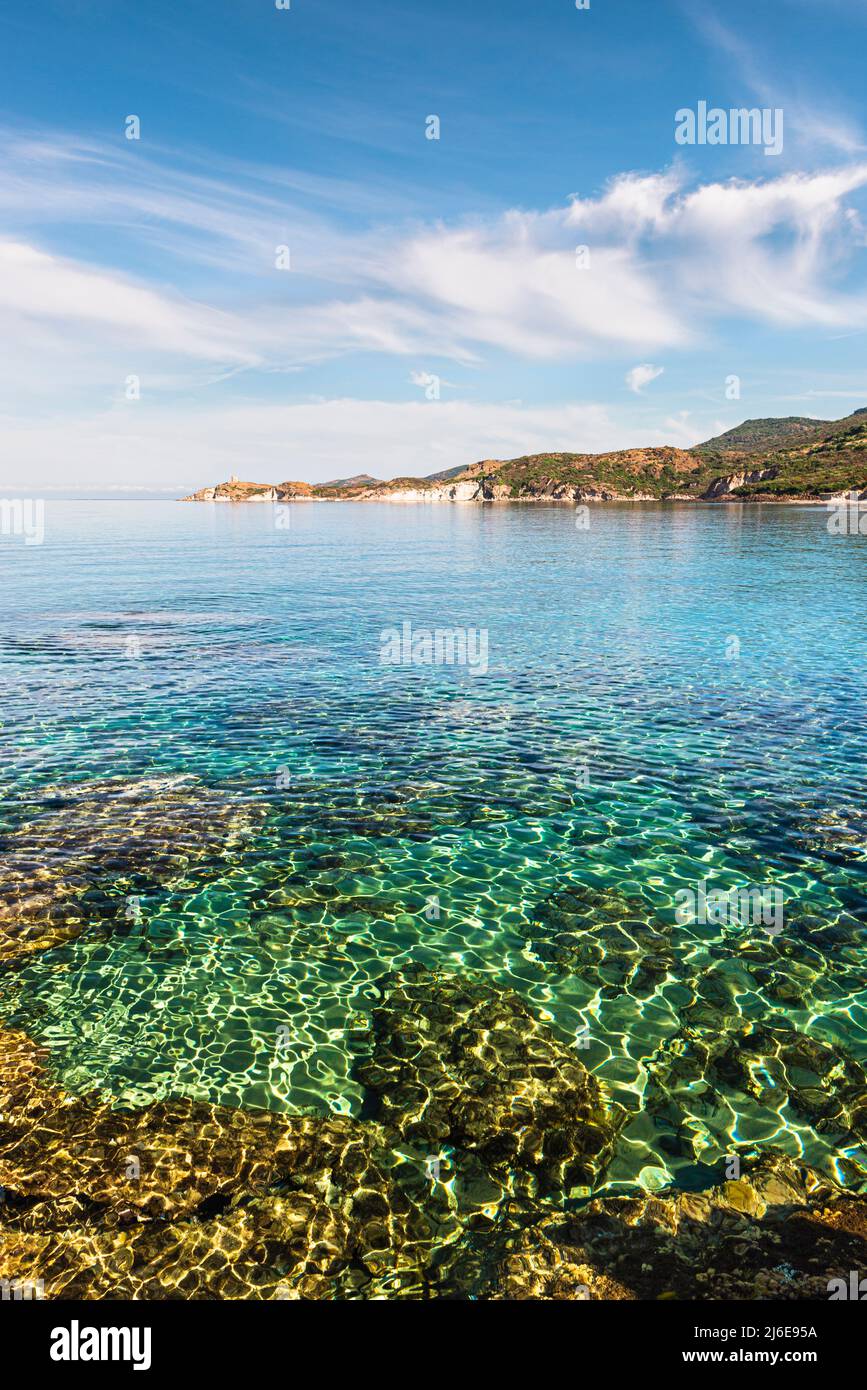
xmin=1 ymin=499 xmax=865 ymax=1193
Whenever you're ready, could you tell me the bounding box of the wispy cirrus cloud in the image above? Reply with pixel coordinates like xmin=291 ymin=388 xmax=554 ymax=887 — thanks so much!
xmin=4 ymin=136 xmax=867 ymax=380
xmin=682 ymin=4 xmax=866 ymax=157
xmin=3 ymin=126 xmax=867 ymax=481
xmin=5 ymin=127 xmax=867 ymax=322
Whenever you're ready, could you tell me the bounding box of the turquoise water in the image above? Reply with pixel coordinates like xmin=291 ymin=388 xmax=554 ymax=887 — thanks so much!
xmin=1 ymin=500 xmax=865 ymax=1193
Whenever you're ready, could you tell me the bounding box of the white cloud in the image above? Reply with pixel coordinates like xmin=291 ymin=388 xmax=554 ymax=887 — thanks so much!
xmin=568 ymin=166 xmax=867 ymax=328
xmin=3 ymin=128 xmax=867 ymax=487
xmin=408 ymin=370 xmax=459 ymax=390
xmin=626 ymin=364 xmax=665 ymax=393
xmin=376 ymin=223 xmax=688 ymax=357
xmin=0 ymin=240 xmax=258 ymax=365
xmin=4 ymin=132 xmax=867 ymax=401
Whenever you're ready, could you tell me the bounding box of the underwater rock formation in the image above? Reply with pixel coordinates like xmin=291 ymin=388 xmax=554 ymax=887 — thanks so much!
xmin=0 ymin=777 xmax=261 ymax=964
xmin=527 ymin=882 xmax=676 ymax=998
xmin=645 ymin=1019 xmax=867 ymax=1169
xmin=0 ymin=1026 xmax=460 ymax=1299
xmin=355 ymin=967 xmax=621 ymax=1197
xmin=0 ymin=969 xmax=621 ymax=1298
xmin=2 ymin=971 xmax=866 ymax=1301
xmin=487 ymin=1151 xmax=867 ymax=1300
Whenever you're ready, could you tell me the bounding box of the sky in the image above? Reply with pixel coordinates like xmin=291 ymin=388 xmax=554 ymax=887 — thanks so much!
xmin=1 ymin=0 xmax=867 ymax=490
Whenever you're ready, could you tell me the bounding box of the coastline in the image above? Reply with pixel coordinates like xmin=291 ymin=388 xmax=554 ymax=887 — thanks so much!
xmin=180 ymin=412 xmax=867 ymax=507
xmin=180 ymin=489 xmax=853 ymax=507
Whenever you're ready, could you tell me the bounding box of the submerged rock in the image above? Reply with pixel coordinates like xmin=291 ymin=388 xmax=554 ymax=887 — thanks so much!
xmin=0 ymin=1026 xmax=457 ymax=1299
xmin=0 ymin=967 xmax=623 ymax=1299
xmin=355 ymin=967 xmax=620 ymax=1196
xmin=486 ymin=1151 xmax=867 ymax=1300
xmin=0 ymin=777 xmax=261 ymax=963
xmin=527 ymin=882 xmax=675 ymax=998
xmin=645 ymin=1020 xmax=867 ymax=1154
xmin=0 ymin=1027 xmax=336 ymax=1216
xmin=2 ymin=973 xmax=865 ymax=1301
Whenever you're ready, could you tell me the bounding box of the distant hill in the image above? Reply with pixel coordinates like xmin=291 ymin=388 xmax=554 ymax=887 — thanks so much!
xmin=314 ymin=473 xmax=381 ymax=489
xmin=721 ymin=412 xmax=867 ymax=498
xmin=421 ymin=463 xmax=481 ymax=483
xmin=692 ymin=417 xmax=830 ymax=456
xmin=182 ymin=408 xmax=867 ymax=505
xmin=471 ymin=446 xmax=706 ymax=500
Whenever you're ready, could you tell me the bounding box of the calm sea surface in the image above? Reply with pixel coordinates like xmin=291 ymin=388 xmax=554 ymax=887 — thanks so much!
xmin=2 ymin=500 xmax=865 ymax=1192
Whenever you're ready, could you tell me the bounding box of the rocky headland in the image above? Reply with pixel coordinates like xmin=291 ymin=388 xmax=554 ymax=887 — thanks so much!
xmin=181 ymin=409 xmax=867 ymax=506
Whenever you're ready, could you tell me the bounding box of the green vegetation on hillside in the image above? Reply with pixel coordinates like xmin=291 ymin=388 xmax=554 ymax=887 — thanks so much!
xmin=487 ymin=449 xmax=714 ymax=499
xmin=732 ymin=420 xmax=867 ymax=497
xmin=489 ymin=412 xmax=867 ymax=500
xmin=185 ymin=408 xmax=867 ymax=504
xmin=692 ymin=416 xmax=829 ymax=456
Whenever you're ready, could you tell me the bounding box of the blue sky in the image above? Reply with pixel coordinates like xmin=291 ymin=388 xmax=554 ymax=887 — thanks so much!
xmin=1 ymin=0 xmax=866 ymax=488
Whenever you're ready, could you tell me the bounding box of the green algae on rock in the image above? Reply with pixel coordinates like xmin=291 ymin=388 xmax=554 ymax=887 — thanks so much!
xmin=355 ymin=967 xmax=622 ymax=1197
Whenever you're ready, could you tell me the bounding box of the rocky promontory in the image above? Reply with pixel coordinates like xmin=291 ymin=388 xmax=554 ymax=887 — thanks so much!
xmin=180 ymin=408 xmax=867 ymax=506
